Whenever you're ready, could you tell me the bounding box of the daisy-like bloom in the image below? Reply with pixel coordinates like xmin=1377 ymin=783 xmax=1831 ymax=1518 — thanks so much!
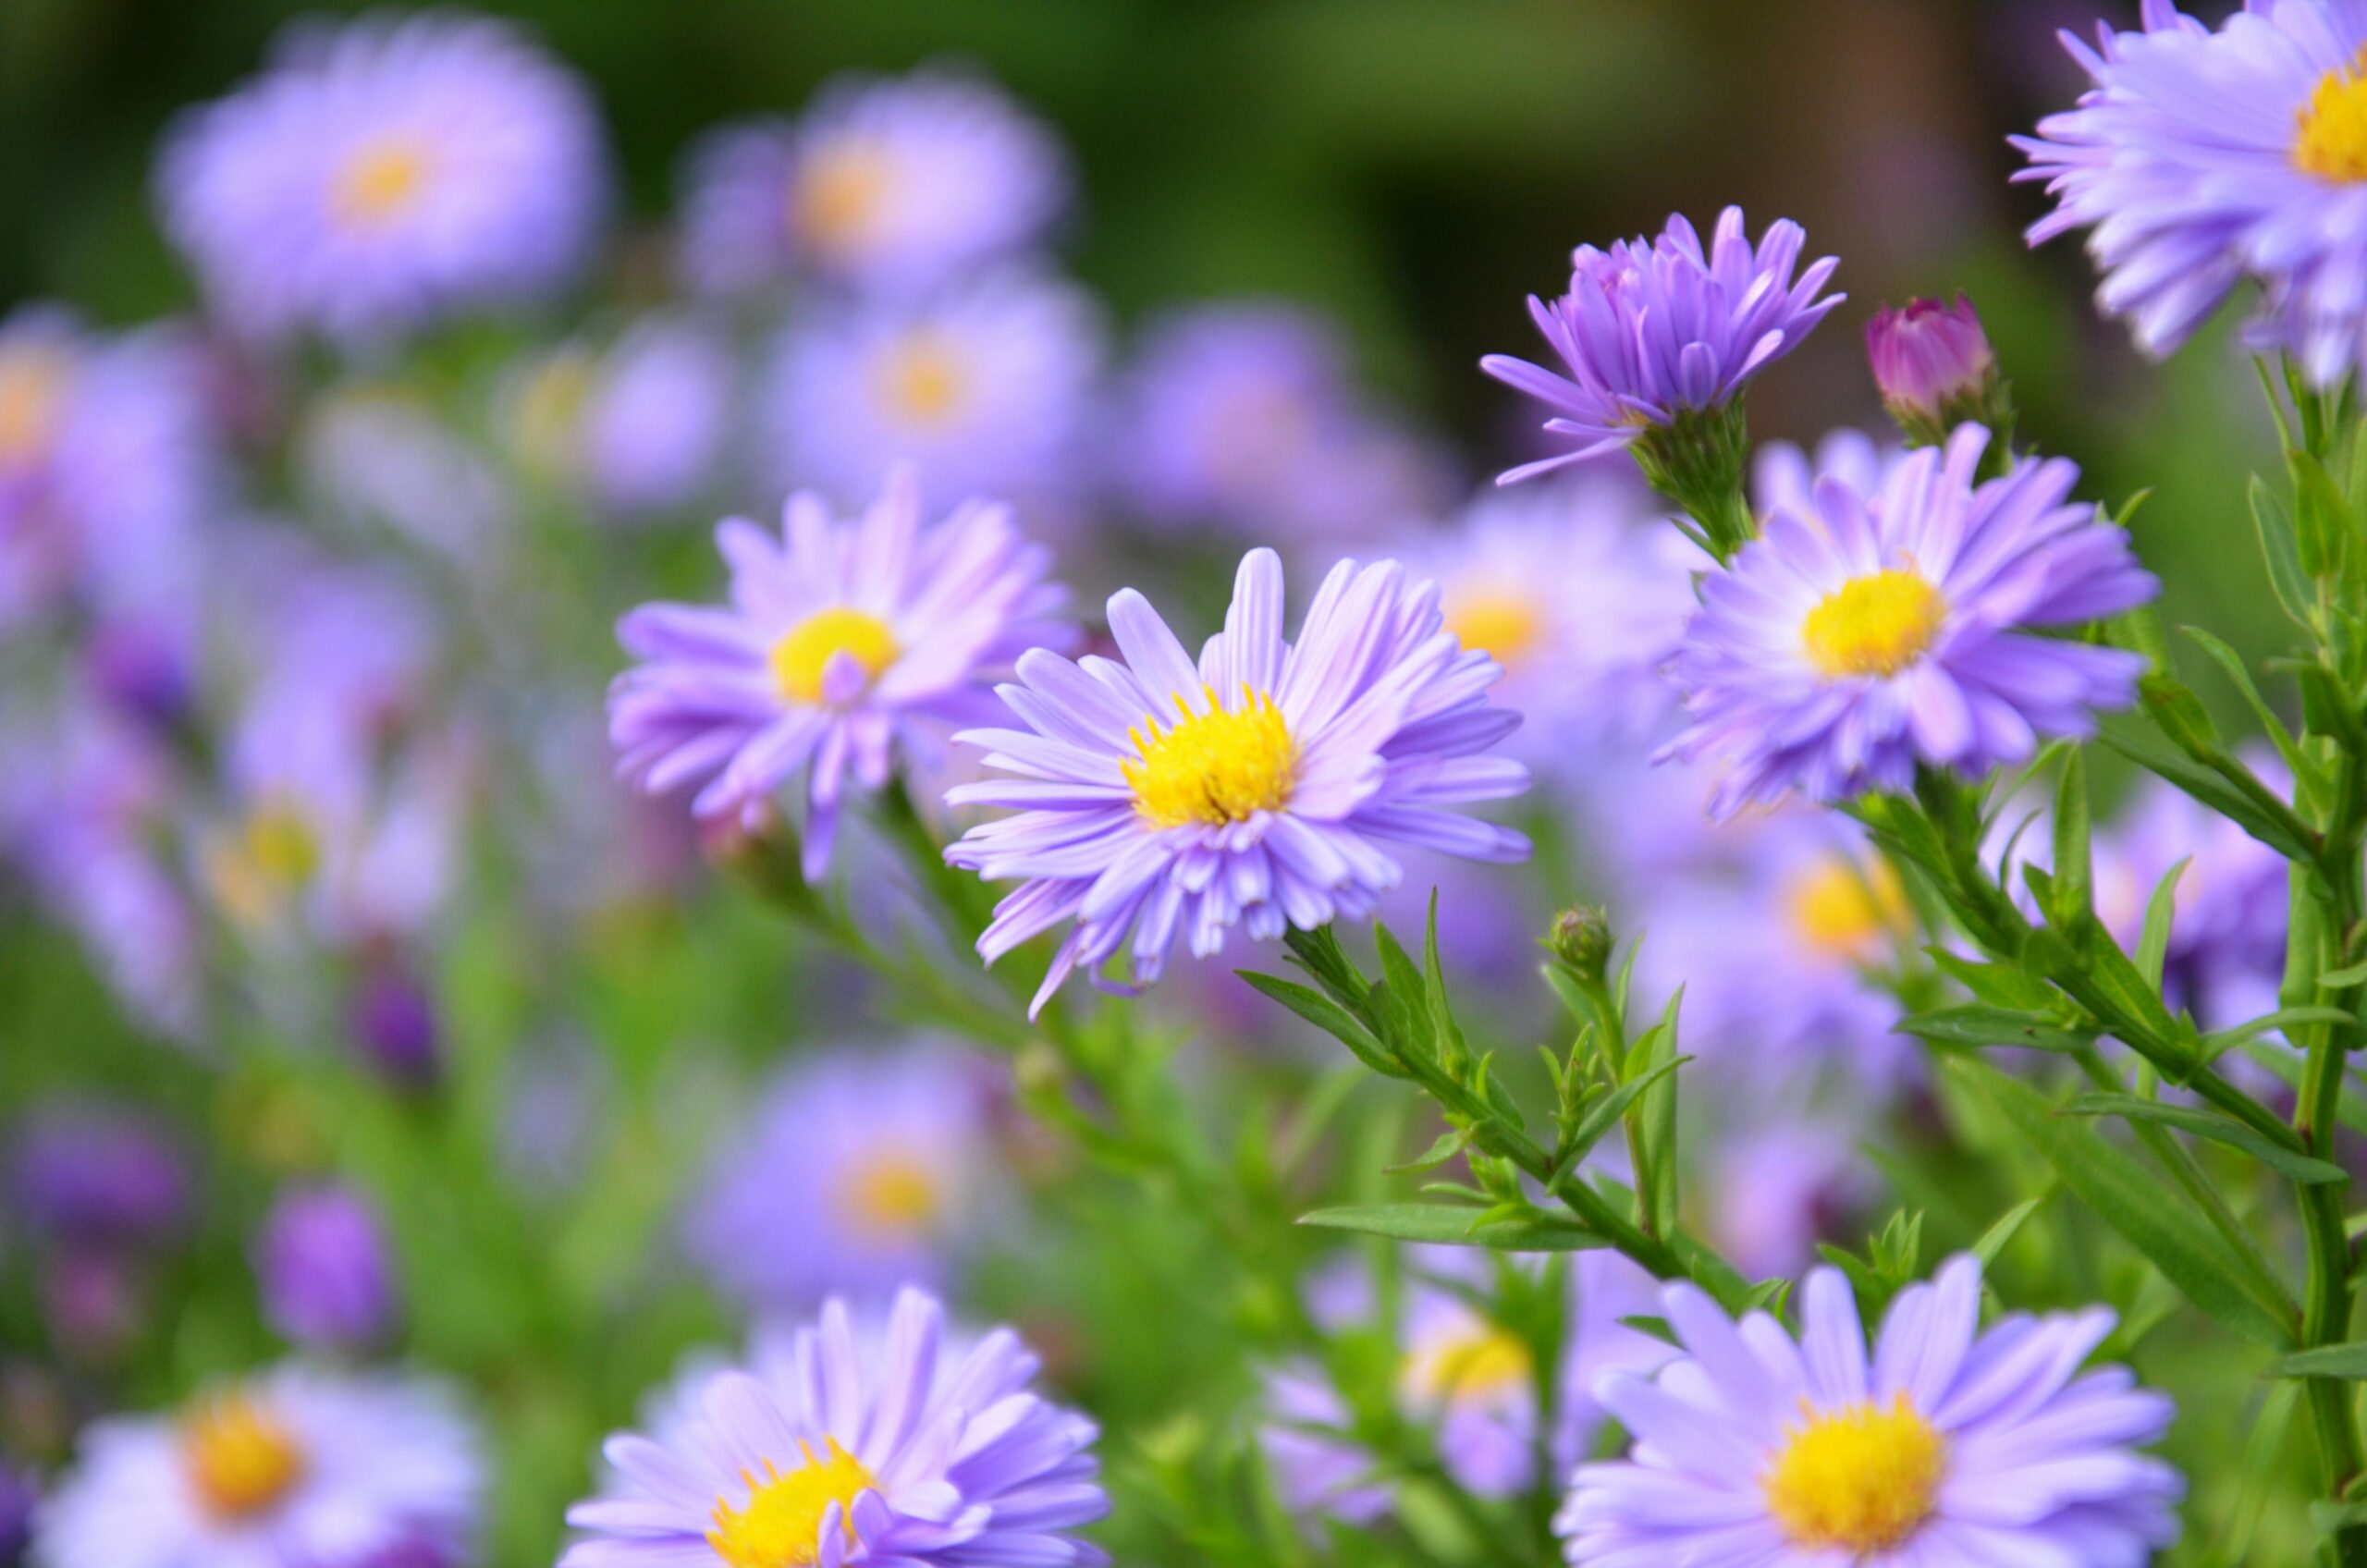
xmin=759 ymin=270 xmax=1104 ymax=520
xmin=36 ymin=1364 xmax=479 ymax=1568
xmin=944 ymin=547 xmax=1531 ymax=1013
xmin=1392 ymin=473 xmax=1698 ymax=767
xmin=683 ymin=1043 xmax=994 ymax=1310
xmin=1560 ymin=1256 xmax=2182 ymax=1565
xmin=155 ymin=10 xmax=606 ymax=346
xmin=1750 ymin=428 xmax=1908 ymax=525
xmin=560 ymin=1286 xmax=1106 ymax=1568
xmin=1702 ymin=1121 xmax=1881 ymax=1280
xmin=1111 ymin=302 xmax=1452 ymax=538
xmin=1665 ymin=423 xmax=2156 ymax=815
xmin=2015 ymin=0 xmax=2367 ymax=385
xmin=608 ymin=467 xmax=1071 ymax=876
xmin=678 ymin=68 xmax=1069 ymax=298
xmin=1480 ymin=207 xmax=1841 ymax=483
xmin=507 ymin=314 xmax=736 ymax=517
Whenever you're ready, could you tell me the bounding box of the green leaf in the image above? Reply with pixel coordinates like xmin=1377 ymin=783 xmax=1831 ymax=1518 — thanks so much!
xmin=1297 ymin=1204 xmax=1605 ymax=1252
xmin=1897 ymin=1004 xmax=2095 ymax=1055
xmin=2288 ymin=444 xmax=2350 ymax=578
xmin=2250 ymin=472 xmax=2316 ymax=629
xmin=1953 ymin=1060 xmax=2296 ymax=1349
xmin=1559 ymin=1055 xmax=1688 ymax=1175
xmin=2240 ymin=1042 xmax=2367 ymax=1137
xmin=1371 ymin=924 xmax=1430 ymax=1051
xmin=2100 ymin=720 xmax=2318 ymax=864
xmin=1236 ymin=972 xmax=1401 ymax=1078
xmin=2178 ymin=626 xmax=2313 ymax=789
xmin=2312 ymin=1498 xmax=2367 ymax=1537
xmin=2268 ymin=1343 xmax=2367 ymax=1379
xmin=2132 ymin=858 xmax=2189 ymax=990
xmin=2062 ymin=1093 xmax=2345 ymax=1184
xmin=1386 ymin=1126 xmax=1476 ymax=1176
xmin=1631 ymin=988 xmax=1684 ymax=1238
xmin=2049 ymin=748 xmax=2092 ymax=925
xmin=1419 ymin=896 xmax=1467 ymax=1071
xmin=1927 ymin=950 xmax=2055 ymax=1011
xmin=1970 ymin=1195 xmax=2047 ymax=1267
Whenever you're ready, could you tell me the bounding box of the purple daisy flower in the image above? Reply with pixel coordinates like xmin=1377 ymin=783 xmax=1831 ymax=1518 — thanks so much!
xmin=1665 ymin=423 xmax=2157 ymax=815
xmin=156 ymin=10 xmax=607 ymax=346
xmin=560 ymin=1285 xmax=1107 ymax=1568
xmin=1702 ymin=1121 xmax=1882 ymax=1280
xmin=758 ymin=269 xmax=1104 ymax=521
xmin=683 ymin=1043 xmax=995 ymax=1311
xmin=507 ymin=314 xmax=736 ymax=518
xmin=943 ymin=547 xmax=1532 ymax=1014
xmin=608 ymin=467 xmax=1072 ymax=876
xmin=1111 ymin=302 xmax=1452 ymax=538
xmin=678 ymin=68 xmax=1069 ymax=299
xmin=255 ymin=1184 xmax=400 ymax=1352
xmin=2015 ymin=0 xmax=2367 ymax=384
xmin=10 ymin=1099 xmax=190 ymax=1253
xmin=1559 ymin=1256 xmax=2182 ymax=1565
xmin=1750 ymin=428 xmax=1909 ymax=526
xmin=1481 ymin=207 xmax=1842 ymax=483
xmin=36 ymin=1364 xmax=480 ymax=1568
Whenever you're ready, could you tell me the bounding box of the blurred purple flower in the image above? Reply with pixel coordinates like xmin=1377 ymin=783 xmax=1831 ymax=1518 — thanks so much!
xmin=348 ymin=962 xmax=442 ymax=1092
xmin=156 ymin=10 xmax=607 ymax=346
xmin=10 ymin=1100 xmax=190 ymax=1251
xmin=506 ymin=314 xmax=736 ymax=517
xmin=1702 ymin=1121 xmax=1881 ymax=1280
xmin=256 ymin=1184 xmax=399 ymax=1351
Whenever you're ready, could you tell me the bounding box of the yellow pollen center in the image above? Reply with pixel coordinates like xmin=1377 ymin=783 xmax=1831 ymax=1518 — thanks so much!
xmin=793 ymin=141 xmax=894 ymax=254
xmin=768 ymin=607 xmax=901 ymax=704
xmin=707 ymin=1439 xmax=876 ymax=1568
xmin=2298 ymin=54 xmax=2367 ymax=181
xmin=840 ymin=1153 xmax=940 ymax=1234
xmin=330 ymin=137 xmax=432 ymax=227
xmin=182 ymin=1394 xmax=307 ymax=1520
xmin=245 ymin=799 xmax=324 ymax=888
xmin=1763 ymin=1397 xmax=1945 ymax=1554
xmin=1801 ymin=569 xmax=1944 ymax=679
xmin=874 ymin=332 xmax=969 ymax=428
xmin=0 ymin=347 xmax=69 ymax=467
xmin=1786 ymin=856 xmax=1913 ymax=960
xmin=1122 ymin=685 xmax=1296 ymax=828
xmin=514 ymin=350 xmax=596 ymax=477
xmin=1445 ymin=590 xmax=1544 ymax=668
xmin=1402 ymin=1324 xmax=1534 ymax=1406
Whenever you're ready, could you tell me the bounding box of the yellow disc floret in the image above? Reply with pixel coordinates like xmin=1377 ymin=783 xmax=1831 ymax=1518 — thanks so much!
xmin=1786 ymin=855 xmax=1914 ymax=961
xmin=1445 ymin=589 xmax=1544 ymax=668
xmin=792 ymin=140 xmax=893 ymax=256
xmin=2298 ymin=54 xmax=2367 ymax=182
xmin=839 ymin=1151 xmax=940 ymax=1234
xmin=1800 ymin=569 xmax=1944 ymax=680
xmin=1122 ymin=685 xmax=1296 ymax=828
xmin=769 ymin=607 xmax=901 ymax=704
xmin=1762 ymin=1396 xmax=1945 ymax=1554
xmin=331 ymin=136 xmax=432 ymax=227
xmin=0 ymin=345 xmax=69 ymax=467
xmin=874 ymin=332 xmax=969 ymax=429
xmin=708 ymin=1439 xmax=877 ymax=1568
xmin=182 ymin=1392 xmax=307 ymax=1520
xmin=1401 ymin=1323 xmax=1534 ymax=1406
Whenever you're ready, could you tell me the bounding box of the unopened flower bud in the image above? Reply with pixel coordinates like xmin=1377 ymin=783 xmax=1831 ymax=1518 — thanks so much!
xmin=255 ymin=1183 xmax=399 ymax=1352
xmin=1865 ymin=295 xmax=2005 ymax=445
xmin=1547 ymin=904 xmax=1614 ymax=984
xmin=349 ymin=962 xmax=440 ymax=1093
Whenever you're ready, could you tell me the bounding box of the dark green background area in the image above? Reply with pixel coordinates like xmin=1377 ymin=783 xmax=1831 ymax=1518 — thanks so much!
xmin=0 ymin=0 xmax=2284 ymax=673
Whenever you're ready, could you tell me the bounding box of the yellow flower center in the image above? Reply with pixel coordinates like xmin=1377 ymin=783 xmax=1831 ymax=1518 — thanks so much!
xmin=244 ymin=799 xmax=324 ymax=888
xmin=181 ymin=1393 xmax=307 ymax=1520
xmin=1800 ymin=569 xmax=1944 ymax=679
xmin=513 ymin=349 xmax=597 ymax=478
xmin=1445 ymin=589 xmax=1544 ymax=668
xmin=0 ymin=346 xmax=69 ymax=467
xmin=1762 ymin=1397 xmax=1945 ymax=1554
xmin=330 ymin=136 xmax=432 ymax=227
xmin=707 ymin=1439 xmax=876 ymax=1568
xmin=873 ymin=332 xmax=970 ymax=429
xmin=838 ymin=1152 xmax=939 ymax=1234
xmin=2298 ymin=54 xmax=2367 ymax=181
xmin=792 ymin=140 xmax=894 ymax=256
xmin=1401 ymin=1323 xmax=1534 ymax=1405
xmin=1122 ymin=685 xmax=1296 ymax=828
xmin=1786 ymin=855 xmax=1913 ymax=960
xmin=768 ymin=606 xmax=901 ymax=704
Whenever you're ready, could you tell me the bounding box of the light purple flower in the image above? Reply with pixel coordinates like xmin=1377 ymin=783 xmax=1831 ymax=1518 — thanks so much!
xmin=298 ymin=386 xmax=514 ymax=559
xmin=1750 ymin=428 xmax=1909 ymax=525
xmin=1665 ymin=423 xmax=2156 ymax=814
xmin=1560 ymin=1256 xmax=2182 ymax=1565
xmin=759 ymin=270 xmax=1104 ymax=521
xmin=2015 ymin=0 xmax=2367 ymax=385
xmin=508 ymin=314 xmax=736 ymax=517
xmin=1702 ymin=1121 xmax=1881 ymax=1280
xmin=679 ymin=68 xmax=1069 ymax=298
xmin=256 ymin=1184 xmax=400 ymax=1352
xmin=1111 ymin=302 xmax=1451 ymax=538
xmin=560 ymin=1285 xmax=1106 ymax=1568
xmin=0 ymin=307 xmax=214 ymax=638
xmin=945 ymin=547 xmax=1532 ymax=1013
xmin=684 ymin=1043 xmax=994 ymax=1311
xmin=156 ymin=10 xmax=607 ymax=346
xmin=1481 ymin=207 xmax=1842 ymax=482
xmin=1865 ymin=296 xmax=1998 ymax=428
xmin=9 ymin=1100 xmax=190 ymax=1252
xmin=1390 ymin=473 xmax=1699 ymax=766
xmin=36 ymin=1364 xmax=480 ymax=1568
xmin=608 ymin=467 xmax=1072 ymax=876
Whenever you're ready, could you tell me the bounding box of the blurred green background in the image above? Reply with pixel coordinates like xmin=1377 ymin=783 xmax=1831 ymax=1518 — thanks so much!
xmin=0 ymin=0 xmax=2285 ymax=670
